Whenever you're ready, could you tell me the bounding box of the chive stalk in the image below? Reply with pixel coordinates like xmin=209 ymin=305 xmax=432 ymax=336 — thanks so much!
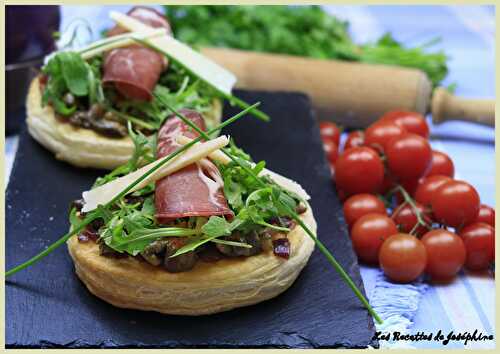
xmin=5 ymin=103 xmax=260 ymax=278
xmin=155 ymin=96 xmax=383 ymax=325
xmin=133 ymin=37 xmax=270 ymax=122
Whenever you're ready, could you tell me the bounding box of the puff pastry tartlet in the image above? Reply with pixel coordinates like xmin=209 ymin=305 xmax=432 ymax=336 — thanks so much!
xmin=67 ymin=204 xmax=315 ymax=315
xmin=26 ymin=77 xmax=222 ymax=170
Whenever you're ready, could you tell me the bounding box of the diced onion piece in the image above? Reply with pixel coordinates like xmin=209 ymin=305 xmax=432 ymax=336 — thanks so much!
xmin=81 ymin=135 xmax=230 ymax=212
xmin=109 ymin=11 xmax=236 ymax=95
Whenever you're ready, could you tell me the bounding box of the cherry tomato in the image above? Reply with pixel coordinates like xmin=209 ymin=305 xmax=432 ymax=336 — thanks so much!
xmin=431 ymin=180 xmax=480 ymax=228
xmin=391 ymin=202 xmax=432 ymax=236
xmin=319 ymin=121 xmax=341 ymax=146
xmin=414 ymin=175 xmax=452 ymax=208
xmin=343 ymin=194 xmax=387 ymax=228
xmin=476 ymin=204 xmax=495 ymax=227
xmin=380 ymin=110 xmax=429 ymax=139
xmin=344 ymin=130 xmax=364 ymax=151
xmin=385 ymin=133 xmax=432 ymax=181
xmin=322 ymin=139 xmax=339 ymax=165
xmin=421 ymin=229 xmax=466 ymax=281
xmin=364 ymin=121 xmax=406 ymax=153
xmin=351 ymin=213 xmax=398 ymax=264
xmin=459 ymin=222 xmax=495 ymax=271
xmin=427 ymin=150 xmax=455 ymax=178
xmin=334 ymin=147 xmax=385 ymax=196
xmin=379 ymin=233 xmax=427 ymax=283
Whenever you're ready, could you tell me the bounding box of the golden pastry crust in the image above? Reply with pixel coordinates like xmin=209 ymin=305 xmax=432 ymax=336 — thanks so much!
xmin=67 ymin=203 xmax=316 ymax=316
xmin=26 ymin=77 xmax=223 ymax=170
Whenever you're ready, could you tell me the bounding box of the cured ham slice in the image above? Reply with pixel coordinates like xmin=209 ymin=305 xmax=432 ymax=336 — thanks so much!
xmin=103 ymin=6 xmax=171 ymax=101
xmin=107 ymin=6 xmax=171 ymax=37
xmin=155 ymin=110 xmax=233 ymax=224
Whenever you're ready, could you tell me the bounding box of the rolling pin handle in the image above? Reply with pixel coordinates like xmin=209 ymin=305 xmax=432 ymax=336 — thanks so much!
xmin=431 ymin=87 xmax=495 ymax=126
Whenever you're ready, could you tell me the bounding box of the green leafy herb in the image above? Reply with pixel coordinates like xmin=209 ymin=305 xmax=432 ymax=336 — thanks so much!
xmin=41 ymin=50 xmax=220 ymax=130
xmin=115 ymin=62 xmax=217 ymax=131
xmin=59 ymin=51 xmax=90 ymax=96
xmin=69 ymin=207 xmax=82 ymax=229
xmin=6 ymin=101 xmax=382 ymax=325
xmin=165 ymin=5 xmax=449 ymax=87
xmin=5 ymin=103 xmax=260 ymax=278
xmin=42 ymin=52 xmax=103 ymax=115
xmin=160 ymin=103 xmax=384 ymax=324
xmin=93 ymin=122 xmax=156 ymax=188
xmin=211 ymin=238 xmax=252 ymax=248
xmin=200 ymin=216 xmax=234 ymax=238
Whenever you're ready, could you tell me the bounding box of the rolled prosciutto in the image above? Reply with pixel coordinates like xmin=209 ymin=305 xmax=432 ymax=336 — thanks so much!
xmin=155 ymin=110 xmax=233 ymax=224
xmin=103 ymin=6 xmax=171 ymax=101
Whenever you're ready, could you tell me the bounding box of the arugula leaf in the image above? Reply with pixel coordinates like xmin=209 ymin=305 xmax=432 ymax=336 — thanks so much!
xmin=69 ymin=207 xmax=82 ymax=229
xmin=115 ymin=63 xmax=216 ymax=131
xmin=92 ymin=123 xmax=157 ymax=187
xmin=140 ymin=195 xmax=155 ymax=215
xmin=201 ymin=216 xmax=233 ymax=238
xmin=58 ymin=51 xmax=90 ymax=96
xmin=211 ymin=238 xmax=252 ymax=248
xmin=169 ymin=235 xmax=212 ymax=258
xmin=42 ymin=51 xmax=97 ymax=115
xmin=107 ymin=226 xmax=198 ymax=256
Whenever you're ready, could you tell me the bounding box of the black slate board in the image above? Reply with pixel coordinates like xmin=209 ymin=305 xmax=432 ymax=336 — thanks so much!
xmin=6 ymin=90 xmax=376 ymax=348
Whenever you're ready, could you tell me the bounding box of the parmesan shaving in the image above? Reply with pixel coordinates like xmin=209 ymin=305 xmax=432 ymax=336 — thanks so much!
xmin=109 ymin=11 xmax=237 ymax=95
xmin=82 ymin=135 xmax=230 ymax=212
xmin=176 ymin=135 xmax=231 ymax=164
xmin=175 ymin=136 xmax=310 ymax=201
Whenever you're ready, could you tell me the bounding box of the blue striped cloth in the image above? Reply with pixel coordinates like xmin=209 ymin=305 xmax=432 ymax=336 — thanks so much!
xmin=323 ymin=5 xmax=495 ymax=349
xmin=4 ymin=4 xmax=495 ymax=349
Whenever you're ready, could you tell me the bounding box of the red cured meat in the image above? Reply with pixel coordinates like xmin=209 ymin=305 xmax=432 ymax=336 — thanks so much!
xmin=155 ymin=109 xmax=233 ymax=224
xmin=103 ymin=7 xmax=171 ymax=101
xmin=107 ymin=6 xmax=171 ymax=37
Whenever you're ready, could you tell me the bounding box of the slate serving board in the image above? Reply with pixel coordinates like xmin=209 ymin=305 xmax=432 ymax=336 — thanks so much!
xmin=6 ymin=90 xmax=376 ymax=348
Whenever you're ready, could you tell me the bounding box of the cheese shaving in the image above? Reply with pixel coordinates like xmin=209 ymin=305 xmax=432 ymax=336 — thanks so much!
xmin=176 ymin=135 xmax=231 ymax=165
xmin=82 ymin=135 xmax=230 ymax=212
xmin=109 ymin=11 xmax=237 ymax=95
xmin=175 ymin=136 xmax=311 ymax=201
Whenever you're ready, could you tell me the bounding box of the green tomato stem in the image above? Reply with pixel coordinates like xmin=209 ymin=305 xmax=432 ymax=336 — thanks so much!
xmin=395 ymin=185 xmax=432 ymax=234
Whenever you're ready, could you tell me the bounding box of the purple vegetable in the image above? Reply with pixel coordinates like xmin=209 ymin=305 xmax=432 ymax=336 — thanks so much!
xmin=273 ymin=238 xmax=290 ymax=259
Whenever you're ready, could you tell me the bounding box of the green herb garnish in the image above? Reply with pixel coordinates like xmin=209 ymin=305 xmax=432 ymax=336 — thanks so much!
xmin=165 ymin=5 xmax=449 ymax=87
xmin=156 ymin=97 xmax=383 ymax=324
xmin=5 ymin=102 xmax=260 ymax=278
xmin=42 ymin=52 xmax=101 ymax=115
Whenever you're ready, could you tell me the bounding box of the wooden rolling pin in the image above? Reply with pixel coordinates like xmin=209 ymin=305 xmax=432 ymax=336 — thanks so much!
xmin=202 ymin=47 xmax=495 ymax=128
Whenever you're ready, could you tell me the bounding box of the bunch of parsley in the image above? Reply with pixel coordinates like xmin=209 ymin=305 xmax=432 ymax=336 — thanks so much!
xmin=165 ymin=5 xmax=449 ymax=87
